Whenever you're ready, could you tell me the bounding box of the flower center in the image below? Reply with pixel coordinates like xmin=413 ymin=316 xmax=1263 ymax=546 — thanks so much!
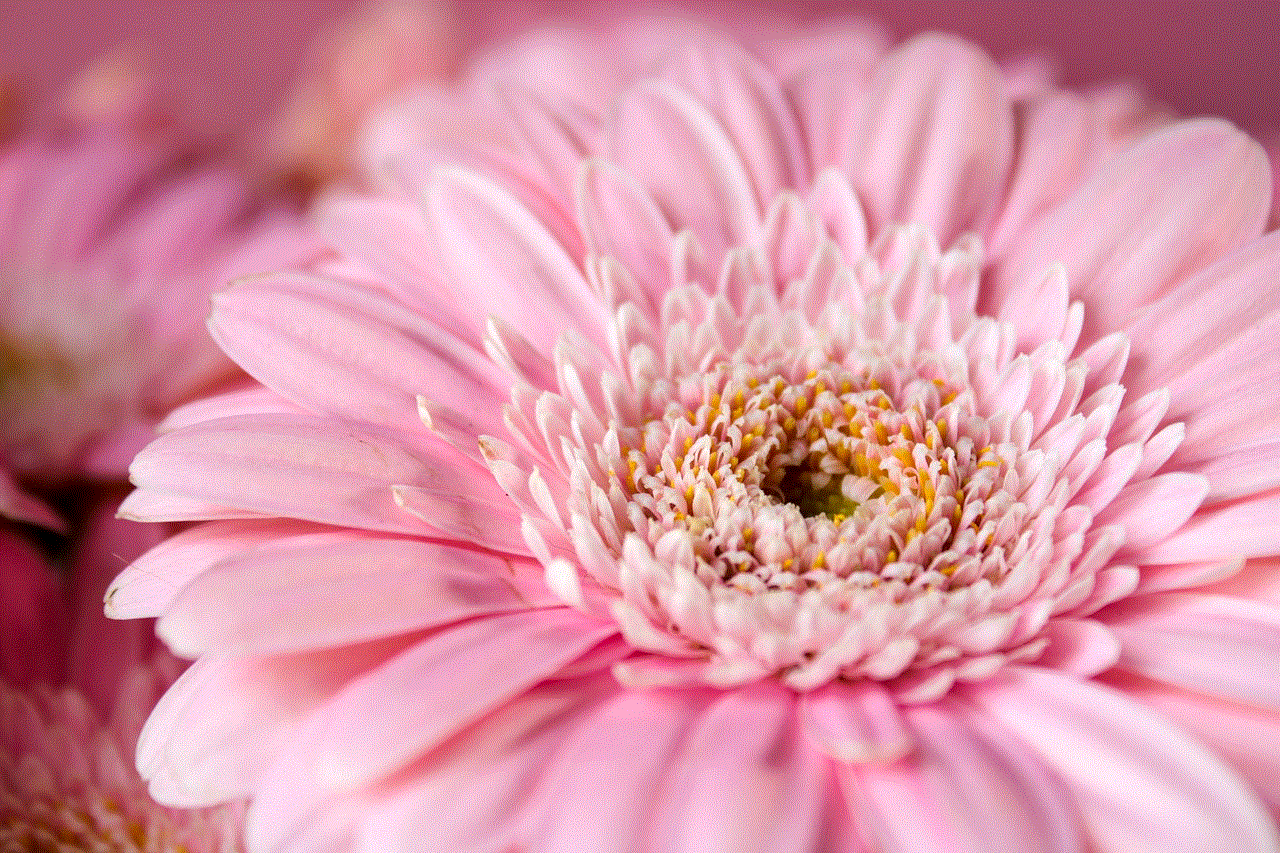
xmin=623 ymin=356 xmax=1010 ymax=598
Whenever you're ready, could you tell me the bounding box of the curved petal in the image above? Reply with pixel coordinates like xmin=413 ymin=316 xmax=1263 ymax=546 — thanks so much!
xmin=843 ymin=701 xmax=1083 ymax=853
xmin=844 ymin=33 xmax=1013 ymax=244
xmin=647 ymin=682 xmax=826 ymax=853
xmin=966 ymin=666 xmax=1278 ymax=853
xmin=610 ymin=78 xmax=761 ymax=263
xmin=987 ymin=119 xmax=1271 ymax=347
xmin=424 ymin=166 xmax=611 ymax=358
xmin=1106 ymin=591 xmax=1280 ymax=710
xmin=158 ymin=535 xmax=552 ymax=656
xmin=127 ymin=412 xmax=515 ymax=542
xmin=210 ymin=271 xmax=511 ymax=439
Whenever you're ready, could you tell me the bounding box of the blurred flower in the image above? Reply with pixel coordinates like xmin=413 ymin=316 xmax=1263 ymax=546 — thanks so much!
xmin=2 ymin=502 xmax=246 ymax=853
xmin=263 ymin=0 xmax=462 ymax=194
xmin=0 ymin=114 xmax=320 ymax=528
xmin=115 ymin=20 xmax=1280 ymax=853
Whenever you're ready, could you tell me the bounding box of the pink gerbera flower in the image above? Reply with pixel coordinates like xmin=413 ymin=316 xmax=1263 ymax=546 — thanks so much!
xmin=115 ymin=27 xmax=1280 ymax=853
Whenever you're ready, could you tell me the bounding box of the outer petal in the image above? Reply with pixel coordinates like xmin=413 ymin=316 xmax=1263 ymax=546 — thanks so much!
xmin=967 ymin=666 xmax=1278 ymax=853
xmin=158 ymin=535 xmax=554 ymax=656
xmin=647 ymin=683 xmax=827 ymax=853
xmin=988 ymin=119 xmax=1271 ymax=346
xmin=1105 ymin=592 xmax=1280 ymax=710
xmin=843 ymin=701 xmax=1083 ymax=853
xmin=210 ymin=271 xmax=512 ymax=440
xmin=843 ymin=34 xmax=1013 ymax=243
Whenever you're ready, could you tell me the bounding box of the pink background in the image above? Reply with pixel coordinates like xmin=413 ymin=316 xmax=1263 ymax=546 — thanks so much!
xmin=1 ymin=1 xmax=1277 ymax=139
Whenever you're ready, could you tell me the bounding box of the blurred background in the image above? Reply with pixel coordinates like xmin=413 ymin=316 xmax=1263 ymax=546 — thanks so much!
xmin=1 ymin=0 xmax=1277 ymax=139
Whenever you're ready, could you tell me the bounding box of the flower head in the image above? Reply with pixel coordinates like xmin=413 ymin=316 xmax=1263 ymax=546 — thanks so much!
xmin=116 ymin=25 xmax=1280 ymax=853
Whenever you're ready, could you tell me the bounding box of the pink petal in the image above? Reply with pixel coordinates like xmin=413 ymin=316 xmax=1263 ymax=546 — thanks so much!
xmin=798 ymin=680 xmax=913 ymax=764
xmin=0 ymin=529 xmax=67 ymax=686
xmin=158 ymin=535 xmax=551 ymax=656
xmin=1142 ymin=493 xmax=1280 ymax=565
xmin=210 ymin=271 xmax=511 ymax=439
xmin=106 ymin=517 xmax=330 ymax=620
xmin=425 ymin=165 xmax=610 ymax=357
xmin=127 ymin=411 xmax=503 ymax=538
xmin=666 ymin=40 xmax=809 ymax=206
xmin=967 ymin=666 xmax=1278 ymax=853
xmin=648 ymin=683 xmax=825 ymax=853
xmin=610 ymin=78 xmax=761 ymax=263
xmin=575 ymin=158 xmax=673 ymax=316
xmin=844 ymin=33 xmax=1013 ymax=244
xmin=526 ymin=688 xmax=709 ymax=853
xmin=1106 ymin=591 xmax=1280 ymax=709
xmin=1095 ymin=472 xmax=1209 ymax=555
xmin=1124 ymin=677 xmax=1280 ymax=810
xmin=845 ymin=701 xmax=1083 ymax=853
xmin=286 ymin=609 xmax=616 ymax=791
xmin=350 ymin=676 xmax=617 ymax=853
xmin=987 ymin=119 xmax=1271 ymax=346
xmin=0 ymin=469 xmax=63 ymax=530
xmin=139 ymin=638 xmax=411 ymax=806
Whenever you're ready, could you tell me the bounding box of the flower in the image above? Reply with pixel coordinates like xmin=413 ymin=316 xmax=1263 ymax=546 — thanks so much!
xmin=115 ymin=25 xmax=1280 ymax=853
xmin=2 ymin=502 xmax=246 ymax=853
xmin=0 ymin=119 xmax=319 ymax=528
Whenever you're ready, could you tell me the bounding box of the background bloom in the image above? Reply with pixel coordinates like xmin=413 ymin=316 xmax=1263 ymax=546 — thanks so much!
xmin=115 ymin=18 xmax=1280 ymax=853
xmin=2 ymin=501 xmax=246 ymax=853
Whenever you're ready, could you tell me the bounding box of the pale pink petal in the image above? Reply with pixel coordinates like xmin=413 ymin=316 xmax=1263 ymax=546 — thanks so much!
xmin=1124 ymin=676 xmax=1280 ymax=810
xmin=106 ymin=517 xmax=330 ymax=620
xmin=159 ymin=535 xmax=552 ymax=656
xmin=1106 ymin=591 xmax=1280 ymax=709
xmin=525 ymin=688 xmax=709 ymax=853
xmin=425 ymin=165 xmax=610 ymax=357
xmin=210 ymin=271 xmax=511 ymax=439
xmin=843 ymin=34 xmax=1013 ymax=243
xmin=274 ymin=609 xmax=616 ymax=792
xmin=845 ymin=701 xmax=1083 ymax=853
xmin=349 ymin=677 xmax=617 ymax=853
xmin=798 ymin=680 xmax=913 ymax=764
xmin=139 ymin=639 xmax=412 ymax=806
xmin=665 ymin=40 xmax=810 ymax=206
xmin=968 ymin=666 xmax=1278 ymax=852
xmin=127 ymin=412 xmax=506 ymax=537
xmin=1142 ymin=494 xmax=1280 ymax=565
xmin=648 ymin=683 xmax=826 ymax=853
xmin=987 ymin=120 xmax=1271 ymax=345
xmin=610 ymin=78 xmax=761 ymax=262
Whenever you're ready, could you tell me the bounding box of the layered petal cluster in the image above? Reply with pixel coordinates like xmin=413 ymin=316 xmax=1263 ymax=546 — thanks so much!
xmin=0 ymin=125 xmax=320 ymax=527
xmin=116 ymin=26 xmax=1280 ymax=853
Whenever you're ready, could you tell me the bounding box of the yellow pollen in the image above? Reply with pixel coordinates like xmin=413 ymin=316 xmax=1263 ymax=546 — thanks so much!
xmin=814 ymin=381 xmax=826 ymax=395
xmin=821 ymin=410 xmax=833 ymax=428
xmin=921 ymin=479 xmax=936 ymax=502
xmin=733 ymin=390 xmax=744 ymax=408
xmin=978 ymin=458 xmax=1000 ymax=469
xmin=876 ymin=395 xmax=892 ymax=409
xmin=899 ymin=424 xmax=912 ymax=440
xmin=782 ymin=558 xmax=794 ymax=570
xmin=795 ymin=395 xmax=809 ymax=415
xmin=784 ymin=416 xmax=797 ymax=432
xmin=812 ymin=551 xmax=826 ymax=569
xmin=743 ymin=527 xmax=754 ymax=540
xmin=874 ymin=421 xmax=889 ymax=443
xmin=885 ymin=549 xmax=897 ymax=563
xmin=844 ymin=402 xmax=858 ymax=419
xmin=683 ymin=436 xmax=693 ymax=451
xmin=831 ymin=513 xmax=846 ymax=524
xmin=868 ymin=378 xmax=881 ymax=390
xmin=710 ymin=393 xmax=721 ymax=409
xmin=892 ymin=447 xmax=914 ymax=467
xmin=840 ymin=380 xmax=853 ymax=394
xmin=806 ymin=370 xmax=817 ymax=380
xmin=936 ymin=419 xmax=948 ymax=438
xmin=914 ymin=512 xmax=928 ymax=533
xmin=747 ymin=377 xmax=759 ymax=388
xmin=943 ymin=391 xmax=957 ymax=404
